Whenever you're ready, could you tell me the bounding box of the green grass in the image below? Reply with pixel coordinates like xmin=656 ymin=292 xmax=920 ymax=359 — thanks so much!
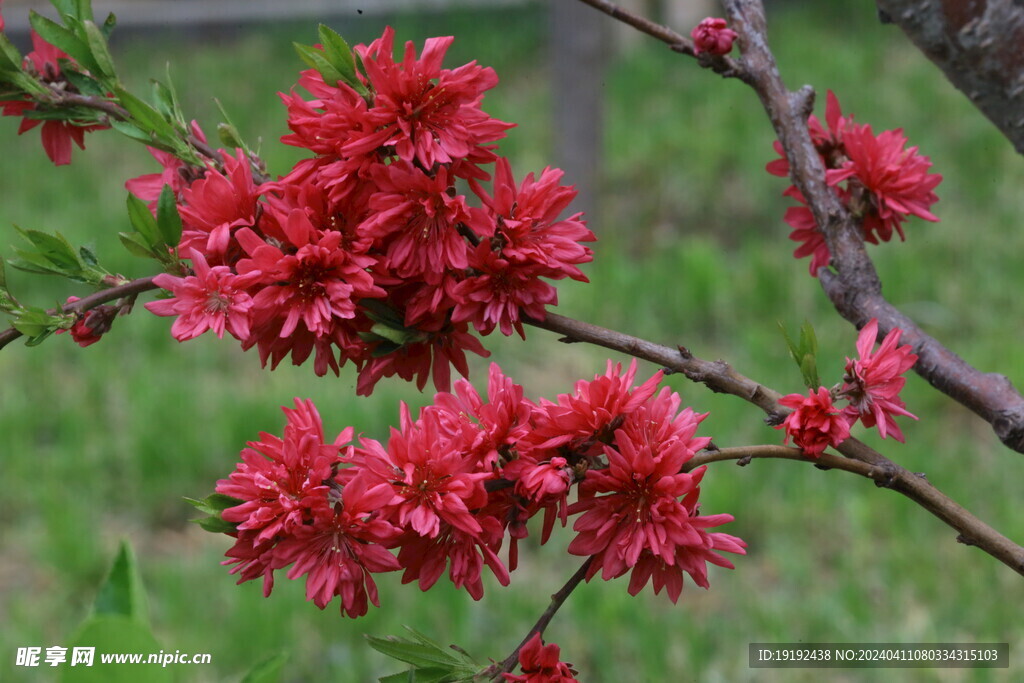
xmin=1 ymin=1 xmax=1023 ymax=681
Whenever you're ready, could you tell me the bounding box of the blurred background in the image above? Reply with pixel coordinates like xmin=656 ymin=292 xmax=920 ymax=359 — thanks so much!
xmin=1 ymin=0 xmax=1023 ymax=680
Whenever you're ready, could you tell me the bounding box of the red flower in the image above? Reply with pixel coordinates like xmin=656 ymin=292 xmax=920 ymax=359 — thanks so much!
xmin=178 ymin=149 xmax=260 ymax=261
xmin=145 ymin=249 xmax=262 ymax=341
xmin=396 ymin=518 xmax=509 ymax=600
xmin=125 ymin=122 xmax=207 ymax=205
xmin=503 ymin=633 xmax=579 ymax=683
xmin=838 ymin=124 xmax=942 ymax=244
xmin=840 ymin=318 xmax=919 ymax=441
xmin=690 ymin=18 xmax=739 ymax=56
xmin=777 ymin=387 xmax=851 ymax=457
xmin=272 ymin=473 xmax=402 ymax=617
xmin=348 ymin=26 xmax=513 ymax=172
xmin=0 ymin=31 xmax=106 ymax=165
xmin=567 ymin=401 xmax=744 ymax=601
xmin=216 ymin=399 xmax=351 ymax=543
xmin=55 ymin=296 xmax=113 ymax=347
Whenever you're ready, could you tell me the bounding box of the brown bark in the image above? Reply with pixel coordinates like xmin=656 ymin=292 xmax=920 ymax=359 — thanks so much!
xmin=876 ymin=0 xmax=1024 ymax=154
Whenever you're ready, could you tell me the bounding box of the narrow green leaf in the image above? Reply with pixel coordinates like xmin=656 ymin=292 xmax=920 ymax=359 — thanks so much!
xmin=365 ymin=636 xmax=460 ymax=669
xmin=114 ymin=86 xmax=176 ymax=143
xmin=777 ymin=321 xmax=800 ymax=364
xmin=63 ymin=69 xmax=106 ymax=97
xmin=109 ymin=119 xmax=156 ymax=144
xmin=102 ymin=12 xmax=117 ymax=39
xmin=8 ymin=253 xmax=67 ymax=276
xmin=62 ymin=616 xmax=169 ymax=683
xmin=126 ymin=192 xmax=161 ymax=247
xmin=15 ymin=227 xmax=82 ymax=271
xmin=799 ymin=354 xmax=820 ymax=389
xmin=799 ymin=320 xmax=818 ymax=357
xmin=155 ymin=184 xmax=182 ymax=247
xmin=118 ymin=232 xmax=157 ymax=259
xmin=93 ymin=540 xmax=149 ymax=623
xmin=195 ymin=516 xmax=237 ymax=534
xmin=78 ymin=245 xmax=99 ymax=268
xmin=0 ymin=33 xmax=23 ymax=71
xmin=82 ymin=20 xmax=116 ymax=80
xmin=294 ymin=42 xmax=345 ymax=88
xmin=317 ymin=24 xmax=359 ymax=84
xmin=29 ymin=11 xmax=102 ymax=75
xmin=51 ymin=0 xmax=79 ymax=23
xmin=0 ymin=258 xmax=6 ymax=289
xmin=205 ymin=493 xmax=244 ymax=511
xmin=24 ymin=328 xmax=56 ymax=347
xmin=378 ymin=673 xmax=415 ymax=683
xmin=240 ymin=652 xmax=289 ymax=683
xmin=75 ymin=0 xmax=96 ymax=23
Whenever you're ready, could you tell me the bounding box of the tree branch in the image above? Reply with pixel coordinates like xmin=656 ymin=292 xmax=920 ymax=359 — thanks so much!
xmin=525 ymin=313 xmax=1024 ymax=576
xmin=0 ymin=275 xmax=159 ymax=350
xmin=574 ymin=0 xmax=750 ymax=81
xmin=721 ymin=0 xmax=1024 ymax=454
xmin=876 ymin=0 xmax=1024 ymax=155
xmin=489 ymin=557 xmax=593 ymax=678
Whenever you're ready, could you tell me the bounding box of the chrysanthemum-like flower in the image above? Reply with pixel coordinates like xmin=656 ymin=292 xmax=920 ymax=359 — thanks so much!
xmin=178 ymin=149 xmax=260 ymax=261
xmin=348 ymin=26 xmax=513 ymax=172
xmin=216 ymin=399 xmax=351 ymax=542
xmin=767 ymin=91 xmax=942 ymax=275
xmin=777 ymin=387 xmax=851 ymax=457
xmin=396 ymin=518 xmax=509 ymax=600
xmin=503 ymin=633 xmax=580 ymax=683
xmin=838 ymin=124 xmax=942 ymax=244
xmin=470 ymin=159 xmax=594 ymax=283
xmin=840 ymin=318 xmax=919 ymax=441
xmin=145 ymin=249 xmax=262 ymax=341
xmin=529 ymin=360 xmax=662 ymax=455
xmin=272 ymin=473 xmax=402 ymax=618
xmin=690 ymin=17 xmax=738 ymax=56
xmin=567 ymin=405 xmax=744 ymax=600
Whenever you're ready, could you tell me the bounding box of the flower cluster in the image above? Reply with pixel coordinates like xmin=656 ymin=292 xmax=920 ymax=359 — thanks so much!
xmin=210 ymin=361 xmax=744 ymax=617
xmin=777 ymin=319 xmax=918 ymax=456
xmin=766 ymin=91 xmax=942 ymax=275
xmin=0 ymin=26 xmax=108 ymax=165
xmin=504 ymin=633 xmax=579 ymax=683
xmin=139 ymin=27 xmax=594 ymax=394
xmin=690 ymin=17 xmax=738 ymax=56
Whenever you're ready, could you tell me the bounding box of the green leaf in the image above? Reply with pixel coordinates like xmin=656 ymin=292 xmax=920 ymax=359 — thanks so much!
xmin=155 ymin=185 xmax=182 ymax=247
xmin=118 ymin=231 xmax=157 ymax=259
xmin=29 ymin=11 xmax=102 ymax=75
xmin=11 ymin=307 xmax=58 ymax=338
xmin=24 ymin=328 xmax=56 ymax=347
xmin=7 ymin=253 xmax=66 ymax=277
xmin=114 ymin=86 xmax=177 ymax=143
xmin=82 ymin=20 xmax=116 ymax=80
xmin=0 ymin=33 xmax=23 ymax=72
xmin=51 ymin=0 xmax=79 ymax=23
xmin=63 ymin=69 xmax=107 ymax=97
xmin=196 ymin=516 xmax=237 ymax=533
xmin=75 ymin=0 xmax=96 ymax=22
xmin=799 ymin=320 xmax=818 ymax=358
xmin=317 ymin=24 xmax=360 ymax=85
xmin=0 ymin=258 xmax=6 ymax=289
xmin=79 ymin=245 xmax=99 ymax=268
xmin=294 ymin=42 xmax=346 ymax=88
xmin=126 ymin=192 xmax=161 ymax=247
xmin=109 ymin=119 xmax=156 ymax=144
xmin=799 ymin=354 xmax=820 ymax=389
xmin=93 ymin=540 xmax=149 ymax=622
xmin=101 ymin=12 xmax=117 ymax=39
xmin=184 ymin=493 xmax=242 ymax=516
xmin=15 ymin=227 xmax=82 ymax=271
xmin=61 ymin=616 xmax=169 ymax=683
xmin=365 ymin=636 xmax=461 ymax=670
xmin=240 ymin=652 xmax=289 ymax=683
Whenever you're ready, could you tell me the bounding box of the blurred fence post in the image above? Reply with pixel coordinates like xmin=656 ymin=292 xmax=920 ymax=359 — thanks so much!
xmin=549 ymin=0 xmax=609 ymax=228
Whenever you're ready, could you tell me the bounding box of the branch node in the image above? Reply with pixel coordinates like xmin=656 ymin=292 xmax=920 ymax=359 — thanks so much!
xmin=556 ymin=335 xmax=580 ymax=344
xmin=956 ymin=534 xmax=980 ymax=547
xmin=737 ymin=454 xmax=753 ymax=467
xmin=677 ymin=344 xmax=693 ymax=360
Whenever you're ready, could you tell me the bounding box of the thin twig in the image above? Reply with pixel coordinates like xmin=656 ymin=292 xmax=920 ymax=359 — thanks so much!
xmin=574 ymin=0 xmax=750 ymax=81
xmin=0 ymin=275 xmax=160 ymax=350
xmin=489 ymin=557 xmax=594 ymax=678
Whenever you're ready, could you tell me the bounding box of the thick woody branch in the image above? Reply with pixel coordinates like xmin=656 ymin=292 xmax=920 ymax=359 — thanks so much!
xmin=876 ymin=0 xmax=1024 ymax=155
xmin=0 ymin=275 xmax=159 ymax=350
xmin=526 ymin=313 xmax=1024 ymax=575
xmin=722 ymin=0 xmax=1024 ymax=454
